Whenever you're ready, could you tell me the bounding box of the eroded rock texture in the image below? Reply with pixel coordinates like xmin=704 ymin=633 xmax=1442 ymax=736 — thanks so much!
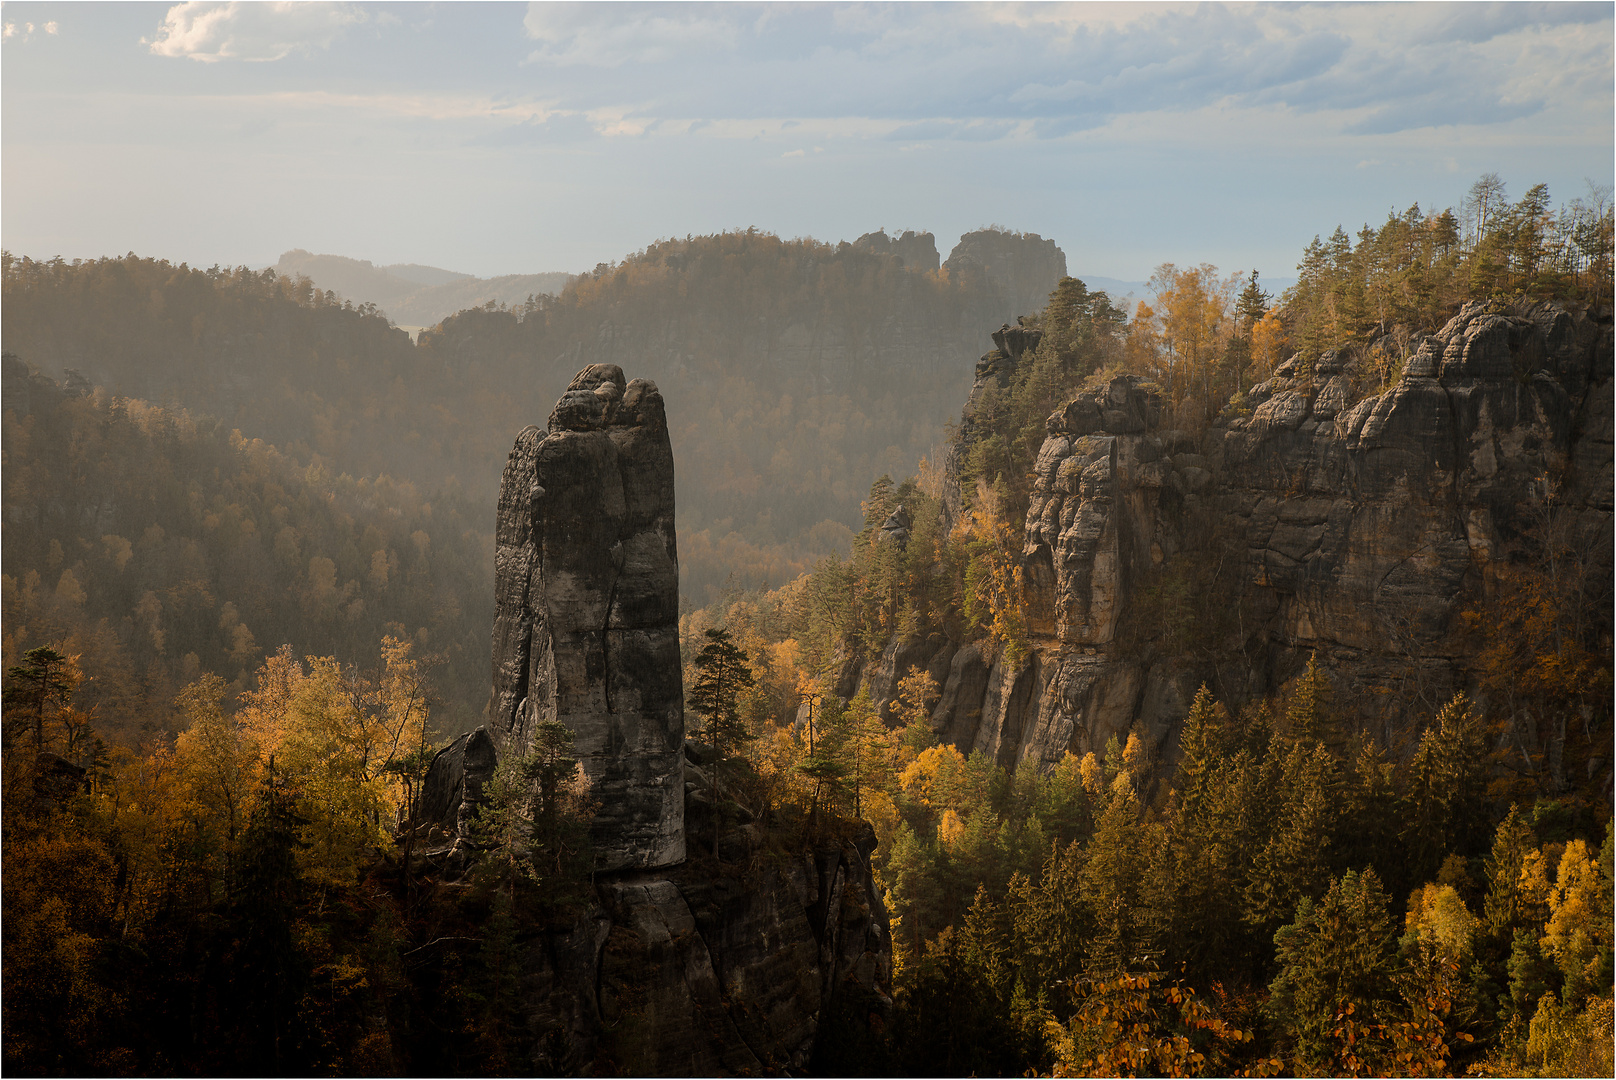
xmin=867 ymin=301 xmax=1613 ymax=785
xmin=491 ymin=828 xmax=892 ymax=1074
xmin=489 ymin=363 xmax=685 ymax=871
xmin=414 ymin=361 xmax=894 ymax=1075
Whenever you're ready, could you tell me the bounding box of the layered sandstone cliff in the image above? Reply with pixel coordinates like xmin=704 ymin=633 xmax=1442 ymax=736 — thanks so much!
xmin=487 ymin=363 xmax=686 ymax=871
xmin=855 ymin=300 xmax=1613 ymax=789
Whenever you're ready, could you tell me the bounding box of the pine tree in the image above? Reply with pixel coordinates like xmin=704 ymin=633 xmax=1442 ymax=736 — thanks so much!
xmin=2 ymin=645 xmax=81 ymax=756
xmin=687 ymin=627 xmax=757 ymax=856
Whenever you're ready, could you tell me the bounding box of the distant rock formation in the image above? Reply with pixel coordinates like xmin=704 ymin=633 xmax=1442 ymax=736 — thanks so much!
xmin=851 ymin=229 xmax=941 ymax=272
xmin=946 ymin=229 xmax=1068 ymax=329
xmin=484 ymin=362 xmax=686 ymax=871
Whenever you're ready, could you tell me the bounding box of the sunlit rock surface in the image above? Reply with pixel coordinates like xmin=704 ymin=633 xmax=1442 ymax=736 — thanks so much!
xmin=866 ymin=300 xmax=1612 ymax=782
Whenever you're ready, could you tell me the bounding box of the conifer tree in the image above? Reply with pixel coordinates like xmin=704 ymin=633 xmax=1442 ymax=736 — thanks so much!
xmin=1269 ymin=868 xmax=1399 ymax=1072
xmin=1482 ymin=805 xmax=1538 ymax=938
xmin=1285 ymin=653 xmax=1336 ymax=750
xmin=1339 ymin=740 xmax=1402 ymax=891
xmin=2 ymin=645 xmax=81 ymax=756
xmin=1402 ymin=693 xmax=1488 ymax=885
xmin=687 ymin=628 xmax=757 ymax=854
xmin=1244 ymin=740 xmax=1340 ymax=934
xmin=1082 ymin=778 xmax=1151 ymax=975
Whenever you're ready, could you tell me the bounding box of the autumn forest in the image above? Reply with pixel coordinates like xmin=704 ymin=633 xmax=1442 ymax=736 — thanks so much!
xmin=3 ymin=176 xmax=1613 ymax=1076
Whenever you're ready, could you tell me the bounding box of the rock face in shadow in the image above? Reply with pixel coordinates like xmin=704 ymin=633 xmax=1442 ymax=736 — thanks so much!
xmin=415 ymin=360 xmax=894 ymax=1075
xmin=487 ymin=363 xmax=685 ymax=871
xmin=466 ymin=827 xmax=892 ymax=1075
xmin=881 ymin=300 xmax=1613 ymax=786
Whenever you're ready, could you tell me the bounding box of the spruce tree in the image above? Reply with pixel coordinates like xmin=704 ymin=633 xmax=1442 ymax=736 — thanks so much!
xmin=1482 ymin=805 xmax=1537 ymax=938
xmin=1269 ymin=868 xmax=1399 ymax=1072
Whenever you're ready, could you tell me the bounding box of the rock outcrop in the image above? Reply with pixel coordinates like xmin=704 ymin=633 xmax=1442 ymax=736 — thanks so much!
xmin=484 ymin=363 xmax=685 ymax=871
xmin=457 ymin=826 xmax=892 ymax=1074
xmin=946 ymin=228 xmax=1068 ymax=329
xmin=415 ymin=363 xmax=895 ymax=1074
xmin=871 ymin=300 xmax=1613 ymax=784
xmin=852 ymin=228 xmax=942 ymax=273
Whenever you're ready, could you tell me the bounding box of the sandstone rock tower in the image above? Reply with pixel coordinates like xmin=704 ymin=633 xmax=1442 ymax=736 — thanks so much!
xmin=489 ymin=363 xmax=684 ymax=870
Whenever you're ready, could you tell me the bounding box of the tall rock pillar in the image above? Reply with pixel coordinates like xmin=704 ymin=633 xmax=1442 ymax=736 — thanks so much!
xmin=489 ymin=363 xmax=685 ymax=870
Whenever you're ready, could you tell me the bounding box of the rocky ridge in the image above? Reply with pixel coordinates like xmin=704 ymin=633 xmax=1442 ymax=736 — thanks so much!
xmin=855 ymin=299 xmax=1613 ymax=789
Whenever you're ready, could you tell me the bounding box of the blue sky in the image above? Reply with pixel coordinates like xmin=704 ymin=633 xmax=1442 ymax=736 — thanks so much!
xmin=2 ymin=2 xmax=1611 ymax=283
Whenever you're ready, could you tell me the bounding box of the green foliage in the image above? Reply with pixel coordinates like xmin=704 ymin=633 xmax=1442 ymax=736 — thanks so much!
xmin=1401 ymin=693 xmax=1490 ymax=886
xmin=1278 ymin=179 xmax=1612 ymax=370
xmin=2 ymin=643 xmax=84 ymax=756
xmin=473 ymin=726 xmax=595 ymax=896
xmin=1244 ymin=738 xmax=1340 ymax=935
xmin=1268 ymin=868 xmax=1399 ymax=1071
xmin=958 ymin=279 xmax=1128 ymax=524
xmin=688 ymin=628 xmax=758 ymax=760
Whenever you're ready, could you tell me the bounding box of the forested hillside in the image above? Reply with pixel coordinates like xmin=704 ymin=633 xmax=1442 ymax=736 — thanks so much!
xmin=671 ymin=175 xmax=1615 ymax=1075
xmin=2 ymin=356 xmax=490 ymax=735
xmin=3 ymin=226 xmax=1064 ymax=607
xmin=416 ymin=226 xmax=1064 ymax=603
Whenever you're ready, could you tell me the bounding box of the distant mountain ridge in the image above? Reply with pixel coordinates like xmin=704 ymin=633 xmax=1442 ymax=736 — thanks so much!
xmin=273 ymin=249 xmax=573 ymax=327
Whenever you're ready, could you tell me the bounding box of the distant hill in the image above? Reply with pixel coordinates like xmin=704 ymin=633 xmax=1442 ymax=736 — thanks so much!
xmin=273 ymin=250 xmax=573 ymax=327
xmin=5 ymin=228 xmax=1068 ymax=614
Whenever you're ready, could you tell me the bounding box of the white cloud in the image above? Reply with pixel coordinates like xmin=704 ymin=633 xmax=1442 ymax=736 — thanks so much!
xmin=500 ymin=3 xmax=1609 ymax=146
xmin=146 ymin=1 xmax=365 ymax=63
xmin=524 ymin=2 xmax=746 ymax=67
xmin=4 ymin=19 xmax=59 ymax=42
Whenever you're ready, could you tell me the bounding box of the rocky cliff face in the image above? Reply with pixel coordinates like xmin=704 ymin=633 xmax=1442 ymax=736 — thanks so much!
xmin=853 ymin=228 xmax=942 ymax=273
xmin=503 ymin=828 xmax=892 ymax=1074
xmin=485 ymin=363 xmax=686 ymax=871
xmin=862 ymin=300 xmax=1613 ymax=786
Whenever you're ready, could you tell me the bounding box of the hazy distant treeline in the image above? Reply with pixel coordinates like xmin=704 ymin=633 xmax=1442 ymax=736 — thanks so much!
xmin=2 ymin=355 xmax=491 ymax=737
xmin=2 ymin=229 xmax=1064 ymax=608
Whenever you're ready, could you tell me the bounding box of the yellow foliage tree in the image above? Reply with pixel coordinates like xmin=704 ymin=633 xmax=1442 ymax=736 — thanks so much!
xmin=960 ymin=484 xmax=1029 ymax=665
xmin=1541 ymin=839 xmax=1614 ymax=1001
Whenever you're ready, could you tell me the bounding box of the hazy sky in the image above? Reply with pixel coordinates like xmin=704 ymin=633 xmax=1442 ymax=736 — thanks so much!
xmin=3 ymin=2 xmax=1611 ymax=283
